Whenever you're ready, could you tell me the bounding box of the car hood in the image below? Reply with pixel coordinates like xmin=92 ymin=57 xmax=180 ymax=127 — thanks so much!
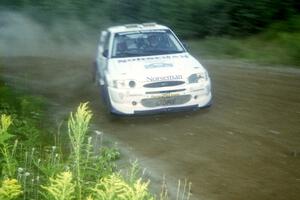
xmin=108 ymin=53 xmax=206 ymax=82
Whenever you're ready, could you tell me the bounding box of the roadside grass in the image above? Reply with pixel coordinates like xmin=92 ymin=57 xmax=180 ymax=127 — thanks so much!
xmin=0 ymin=80 xmax=46 ymax=146
xmin=0 ymin=102 xmax=153 ymax=200
xmin=0 ymin=81 xmax=192 ymax=199
xmin=188 ymin=15 xmax=300 ymax=67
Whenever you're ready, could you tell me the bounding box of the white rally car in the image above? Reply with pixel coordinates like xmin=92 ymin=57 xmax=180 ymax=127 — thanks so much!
xmin=94 ymin=23 xmax=212 ymax=115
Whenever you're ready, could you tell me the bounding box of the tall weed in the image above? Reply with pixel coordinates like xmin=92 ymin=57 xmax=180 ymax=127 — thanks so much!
xmin=0 ymin=114 xmax=17 ymax=177
xmin=90 ymin=173 xmax=154 ymax=200
xmin=68 ymin=102 xmax=92 ymax=199
xmin=41 ymin=171 xmax=75 ymax=200
xmin=0 ymin=178 xmax=23 ymax=200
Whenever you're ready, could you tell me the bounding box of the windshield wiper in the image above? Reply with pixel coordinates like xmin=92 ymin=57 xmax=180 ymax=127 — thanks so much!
xmin=113 ymin=52 xmax=144 ymax=58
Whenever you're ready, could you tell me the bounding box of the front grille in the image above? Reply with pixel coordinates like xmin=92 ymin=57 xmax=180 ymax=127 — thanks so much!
xmin=141 ymin=95 xmax=191 ymax=108
xmin=143 ymin=81 xmax=185 ymax=88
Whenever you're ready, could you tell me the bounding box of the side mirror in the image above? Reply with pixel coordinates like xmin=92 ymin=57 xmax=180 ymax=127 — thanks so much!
xmin=102 ymin=49 xmax=108 ymax=58
xmin=100 ymin=31 xmax=108 ymax=43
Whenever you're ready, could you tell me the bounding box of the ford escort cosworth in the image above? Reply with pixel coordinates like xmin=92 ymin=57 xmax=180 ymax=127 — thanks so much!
xmin=94 ymin=23 xmax=212 ymax=115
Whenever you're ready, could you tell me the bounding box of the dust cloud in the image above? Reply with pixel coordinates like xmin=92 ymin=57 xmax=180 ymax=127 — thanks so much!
xmin=0 ymin=11 xmax=100 ymax=58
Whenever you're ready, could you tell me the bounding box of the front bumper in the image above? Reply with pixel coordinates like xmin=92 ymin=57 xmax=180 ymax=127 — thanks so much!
xmin=106 ymin=82 xmax=212 ymax=115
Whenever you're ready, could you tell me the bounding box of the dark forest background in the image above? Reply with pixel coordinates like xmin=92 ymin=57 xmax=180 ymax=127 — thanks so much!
xmin=1 ymin=0 xmax=299 ymax=38
xmin=1 ymin=0 xmax=299 ymax=65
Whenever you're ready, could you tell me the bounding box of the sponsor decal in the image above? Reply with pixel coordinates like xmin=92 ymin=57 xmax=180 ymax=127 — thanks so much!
xmin=117 ymin=54 xmax=188 ymax=63
xmin=145 ymin=63 xmax=173 ymax=69
xmin=146 ymin=75 xmax=183 ymax=82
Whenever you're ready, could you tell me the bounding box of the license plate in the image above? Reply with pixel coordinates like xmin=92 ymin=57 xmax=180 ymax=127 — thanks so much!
xmin=151 ymin=93 xmax=179 ymax=99
xmin=158 ymin=96 xmax=176 ymax=106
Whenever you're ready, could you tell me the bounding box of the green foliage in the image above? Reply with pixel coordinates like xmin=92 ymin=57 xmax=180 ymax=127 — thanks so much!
xmin=33 ymin=146 xmax=64 ymax=178
xmin=0 ymin=84 xmax=174 ymax=200
xmin=0 ymin=178 xmax=23 ymax=200
xmin=81 ymin=145 xmax=120 ymax=184
xmin=128 ymin=160 xmax=140 ymax=185
xmin=0 ymin=84 xmax=45 ymax=146
xmin=0 ymin=102 xmax=122 ymax=200
xmin=90 ymin=173 xmax=154 ymax=200
xmin=0 ymin=114 xmax=13 ymax=145
xmin=0 ymin=114 xmax=17 ymax=178
xmin=68 ymin=103 xmax=92 ymax=156
xmin=68 ymin=102 xmax=92 ymax=199
xmin=41 ymin=171 xmax=75 ymax=200
xmin=189 ymin=15 xmax=300 ymax=66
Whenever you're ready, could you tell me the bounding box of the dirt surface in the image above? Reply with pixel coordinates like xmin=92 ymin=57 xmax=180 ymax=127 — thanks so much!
xmin=1 ymin=56 xmax=300 ymax=200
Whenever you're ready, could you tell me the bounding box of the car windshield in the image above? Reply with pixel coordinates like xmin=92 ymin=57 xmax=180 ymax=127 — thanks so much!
xmin=111 ymin=30 xmax=185 ymax=58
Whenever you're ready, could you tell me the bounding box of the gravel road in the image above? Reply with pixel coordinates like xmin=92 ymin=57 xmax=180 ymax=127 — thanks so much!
xmin=1 ymin=56 xmax=300 ymax=200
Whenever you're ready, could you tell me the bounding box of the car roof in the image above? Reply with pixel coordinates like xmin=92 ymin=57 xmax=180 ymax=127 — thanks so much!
xmin=107 ymin=23 xmax=170 ymax=34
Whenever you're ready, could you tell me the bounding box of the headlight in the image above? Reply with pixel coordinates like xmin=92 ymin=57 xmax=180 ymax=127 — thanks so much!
xmin=188 ymin=73 xmax=205 ymax=83
xmin=113 ymin=80 xmax=126 ymax=88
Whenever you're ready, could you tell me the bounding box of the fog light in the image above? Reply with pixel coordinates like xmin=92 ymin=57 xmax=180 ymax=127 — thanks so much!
xmin=132 ymin=101 xmax=137 ymax=106
xmin=129 ymin=81 xmax=136 ymax=88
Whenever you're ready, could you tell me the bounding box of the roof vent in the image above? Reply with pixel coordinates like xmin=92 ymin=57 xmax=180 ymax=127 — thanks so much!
xmin=124 ymin=24 xmax=141 ymax=28
xmin=142 ymin=22 xmax=157 ymax=27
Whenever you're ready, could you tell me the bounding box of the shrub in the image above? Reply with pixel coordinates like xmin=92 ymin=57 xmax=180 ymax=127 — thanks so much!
xmin=41 ymin=171 xmax=75 ymax=200
xmin=0 ymin=98 xmax=171 ymax=200
xmin=90 ymin=173 xmax=154 ymax=200
xmin=0 ymin=178 xmax=23 ymax=200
